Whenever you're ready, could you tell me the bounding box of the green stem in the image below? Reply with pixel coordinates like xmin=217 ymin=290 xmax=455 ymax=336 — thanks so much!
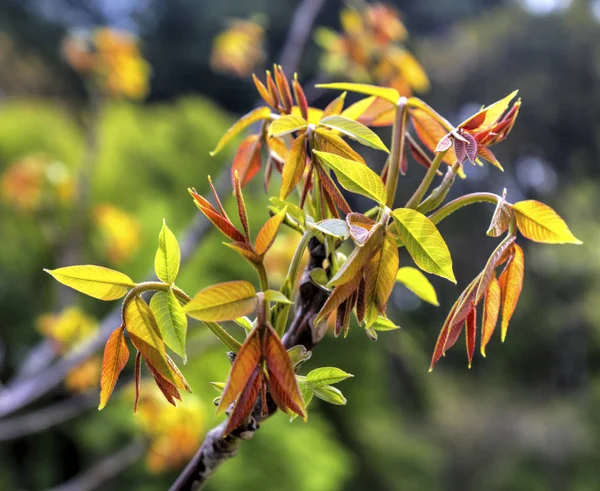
xmin=385 ymin=97 xmax=408 ymax=208
xmin=417 ymin=161 xmax=461 ymax=214
xmin=256 ymin=262 xmax=271 ymax=323
xmin=428 ymin=192 xmax=501 ymax=225
xmin=204 ymin=322 xmax=242 ymax=353
xmin=405 ymin=149 xmax=448 ymax=209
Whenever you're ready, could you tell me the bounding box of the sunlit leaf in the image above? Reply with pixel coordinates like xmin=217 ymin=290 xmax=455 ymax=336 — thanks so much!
xmin=232 ymin=134 xmax=262 ymax=187
xmin=189 ymin=188 xmax=245 ymax=242
xmin=409 ymin=107 xmax=456 ymax=166
xmin=98 ymin=326 xmax=129 ymax=410
xmin=322 ymin=92 xmax=347 ymax=118
xmin=268 ymin=114 xmax=308 ymax=138
xmin=224 ymin=366 xmax=261 ymax=436
xmin=224 ymin=241 xmax=262 ymax=265
xmin=498 ymin=244 xmax=525 ymax=342
xmin=481 ymin=90 xmax=519 ymax=128
xmin=481 ymin=275 xmax=501 ymax=357
xmin=184 ymin=281 xmax=257 ymax=322
xmin=314 ymin=274 xmax=361 ymax=327
xmin=475 ymin=235 xmax=516 ymax=304
xmin=218 ymin=328 xmax=261 ymax=413
xmin=306 ymin=367 xmax=353 ymax=387
xmin=255 ymin=207 xmax=287 ymax=256
xmin=371 ymin=315 xmax=401 ymax=331
xmin=309 ymin=218 xmax=350 ymax=239
xmin=316 ymin=82 xmax=399 ymax=104
xmin=145 ymin=360 xmax=181 ymax=406
xmin=233 ymin=316 xmax=253 ymax=331
xmin=312 ymin=385 xmax=347 ymax=405
xmin=465 ymin=306 xmax=476 ymax=368
xmin=45 ymin=265 xmax=135 ymax=301
xmin=210 ymin=106 xmax=272 ymax=155
xmin=513 ymin=200 xmax=582 ymax=244
xmin=395 ymin=266 xmax=439 ymax=306
xmin=392 ymin=209 xmax=456 ymax=283
xmin=280 ymin=134 xmax=307 ymax=200
xmin=150 ymin=290 xmax=187 ymax=360
xmin=154 ymin=220 xmax=180 ymax=285
xmin=314 ymin=151 xmax=387 ymax=205
xmin=313 ymin=128 xmax=366 ymax=165
xmin=319 ymin=115 xmax=389 ymax=153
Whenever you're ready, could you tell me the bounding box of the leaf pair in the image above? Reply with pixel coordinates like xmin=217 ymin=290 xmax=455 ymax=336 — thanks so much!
xmin=218 ymin=324 xmax=305 ymax=436
xmin=294 ymin=367 xmax=353 ymax=418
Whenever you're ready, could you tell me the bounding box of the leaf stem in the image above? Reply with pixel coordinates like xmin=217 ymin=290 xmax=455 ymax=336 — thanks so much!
xmin=203 ymin=322 xmax=242 ymax=353
xmin=405 ymin=149 xmax=448 ymax=209
xmin=385 ymin=97 xmax=408 ymax=208
xmin=417 ymin=161 xmax=461 ymax=214
xmin=428 ymin=192 xmax=501 ymax=225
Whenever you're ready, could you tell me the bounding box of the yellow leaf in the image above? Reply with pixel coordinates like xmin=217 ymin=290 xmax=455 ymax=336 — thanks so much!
xmin=480 ymin=275 xmax=501 ymax=357
xmin=291 ymin=106 xmax=323 ymax=125
xmin=498 ymin=244 xmax=525 ymax=342
xmin=392 ymin=209 xmax=456 ymax=283
xmin=45 ymin=265 xmax=135 ymax=301
xmin=481 ymin=90 xmax=519 ymax=127
xmin=280 ymin=134 xmax=307 ymax=200
xmin=184 ymin=281 xmax=257 ymax=322
xmin=340 ymin=96 xmax=377 ymax=121
xmin=313 ymin=151 xmax=387 ymax=205
xmin=154 ymin=220 xmax=180 ymax=285
xmin=316 ymin=82 xmax=399 ymax=104
xmin=322 ymin=92 xmax=347 ymax=118
xmin=312 ymin=128 xmax=366 ymax=165
xmin=256 ymin=207 xmax=287 ymax=256
xmin=125 ymin=296 xmax=178 ymax=386
xmin=395 ymin=266 xmax=439 ymax=306
xmin=98 ymin=326 xmax=129 ymax=410
xmin=210 ymin=106 xmax=272 ymax=155
xmin=513 ymin=200 xmax=581 ymax=244
xmin=149 ymin=290 xmax=187 ymax=360
xmin=319 ymin=115 xmax=389 ymax=153
xmin=268 ymin=114 xmax=307 ymax=138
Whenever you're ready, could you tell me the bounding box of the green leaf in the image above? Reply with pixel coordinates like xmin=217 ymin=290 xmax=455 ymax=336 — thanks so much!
xmin=395 ymin=266 xmax=439 ymax=306
xmin=154 ymin=220 xmax=180 ymax=285
xmin=306 ymin=367 xmax=353 ymax=387
xmin=45 ymin=265 xmax=135 ymax=301
xmin=264 ymin=290 xmax=293 ymax=304
xmin=233 ymin=316 xmax=253 ymax=331
xmin=287 ymin=345 xmax=312 ymax=368
xmin=371 ymin=316 xmax=401 ymax=331
xmin=210 ymin=381 xmax=226 ymax=393
xmin=392 ymin=209 xmax=456 ymax=283
xmin=312 ymin=385 xmax=347 ymax=405
xmin=268 ymin=114 xmax=308 ymax=138
xmin=316 ymin=82 xmax=399 ymax=104
xmin=210 ymin=106 xmax=272 ymax=155
xmin=319 ymin=115 xmax=389 ymax=153
xmin=184 ymin=281 xmax=257 ymax=322
xmin=313 ymin=151 xmax=387 ymax=205
xmin=269 ymin=197 xmax=306 ymax=227
xmin=291 ymin=377 xmax=314 ymax=421
xmin=149 ymin=290 xmax=187 ymax=361
xmin=309 ymin=218 xmax=350 ymax=239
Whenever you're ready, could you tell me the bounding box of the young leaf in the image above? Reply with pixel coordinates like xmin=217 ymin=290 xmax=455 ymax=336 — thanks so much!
xmin=125 ymin=296 xmax=178 ymax=387
xmin=475 ymin=235 xmax=516 ymax=304
xmin=154 ymin=220 xmax=180 ymax=285
xmin=312 ymin=385 xmax=347 ymax=405
xmin=481 ymin=275 xmax=501 ymax=357
xmin=314 ymin=151 xmax=387 ymax=205
xmin=264 ymin=325 xmax=305 ymax=418
xmin=210 ymin=106 xmax=272 ymax=156
xmin=184 ymin=281 xmax=257 ymax=322
xmin=233 ymin=316 xmax=253 ymax=331
xmin=322 ymin=91 xmax=347 ymax=118
xmin=319 ymin=115 xmax=389 ymax=153
xmin=145 ymin=360 xmax=182 ymax=406
xmin=224 ymin=242 xmax=262 ymax=265
xmin=487 ymin=198 xmax=512 ymax=237
xmin=133 ymin=351 xmax=141 ymax=412
xmin=280 ymin=134 xmax=307 ymax=200
xmin=466 ymin=306 xmax=477 ymax=368
xmin=269 ymin=197 xmax=306 ymax=227
xmin=45 ymin=265 xmax=135 ymax=301
xmin=305 ymin=367 xmax=353 ymax=387
xmin=232 ymin=134 xmax=262 ymax=187
xmin=256 ymin=207 xmax=287 ymax=256
xmin=268 ymin=114 xmax=308 ymax=138
xmin=149 ymin=290 xmax=187 ymax=360
xmin=233 ymin=172 xmax=251 ymax=242
xmin=392 ymin=209 xmax=456 ymax=283
xmin=371 ymin=316 xmax=401 ymax=331
xmin=363 ymin=233 xmax=399 ymax=324
xmin=263 ymin=290 xmax=293 ymax=304
xmin=309 ymin=218 xmax=350 ymax=239
xmin=218 ymin=328 xmax=261 ymax=413
xmin=498 ymin=244 xmax=525 ymax=341
xmin=314 ymin=273 xmax=362 ymax=326
xmin=395 ymin=266 xmax=439 ymax=306
xmin=513 ymin=200 xmax=582 ymax=244
xmin=98 ymin=326 xmax=129 ymax=410
xmin=189 ymin=188 xmax=245 ymax=242
xmin=316 ymin=82 xmax=399 ymax=104
xmin=224 ymin=367 xmax=262 ymax=436
xmin=288 ymin=345 xmax=312 ymax=368
xmin=312 ymin=128 xmax=366 ymax=164
xmin=210 ymin=381 xmax=226 ymax=393
xmin=410 ymin=108 xmax=457 ymax=166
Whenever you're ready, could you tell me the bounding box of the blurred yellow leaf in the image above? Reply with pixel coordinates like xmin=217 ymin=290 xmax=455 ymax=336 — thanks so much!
xmin=210 ymin=106 xmax=272 ymax=156
xmin=317 ymin=82 xmax=399 ymax=104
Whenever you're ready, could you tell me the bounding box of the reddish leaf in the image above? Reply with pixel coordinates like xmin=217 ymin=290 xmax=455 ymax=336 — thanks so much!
xmin=481 ymin=275 xmax=501 ymax=357
xmin=266 ymin=70 xmax=281 ymax=109
xmin=356 ymin=277 xmax=366 ymax=324
xmin=224 ymin=367 xmax=261 ymax=436
xmin=465 ymin=306 xmax=476 ymax=368
xmin=233 ymin=172 xmax=251 ymax=241
xmin=315 ymin=164 xmax=352 ymax=215
xmin=498 ymin=244 xmax=525 ymax=342
xmin=218 ymin=328 xmax=261 ymax=413
xmin=292 ymin=75 xmax=309 ymax=120
xmin=274 ymin=65 xmax=293 ymax=112
xmin=475 ymin=235 xmax=516 ymax=304
xmin=98 ymin=326 xmax=129 ymax=410
xmin=253 ymin=74 xmax=276 ymax=108
xmin=232 ymin=135 xmax=262 ymax=187
xmin=314 ymin=273 xmax=362 ymax=326
xmin=146 ymin=360 xmax=181 ymax=406
xmin=224 ymin=241 xmax=262 ymax=265
xmin=189 ymin=189 xmax=245 ymax=242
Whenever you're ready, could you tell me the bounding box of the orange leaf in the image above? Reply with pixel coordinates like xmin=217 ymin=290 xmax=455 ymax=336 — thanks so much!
xmin=410 ymin=108 xmax=456 ymax=166
xmin=145 ymin=360 xmax=182 ymax=406
xmin=189 ymin=189 xmax=245 ymax=242
xmin=280 ymin=134 xmax=307 ymax=200
xmin=475 ymin=235 xmax=516 ymax=304
xmin=218 ymin=328 xmax=261 ymax=413
xmin=513 ymin=200 xmax=582 ymax=244
xmin=315 ymin=164 xmax=352 ymax=215
xmin=314 ymin=273 xmax=362 ymax=326
xmin=224 ymin=241 xmax=262 ymax=265
xmin=256 ymin=207 xmax=287 ymax=256
xmin=232 ymin=135 xmax=262 ymax=187
xmin=233 ymin=172 xmax=251 ymax=241
xmin=267 ymin=137 xmax=288 ymax=163
xmin=465 ymin=306 xmax=476 ymax=368
xmin=98 ymin=325 xmax=129 ymax=410
xmin=253 ymin=74 xmax=276 ymax=108
xmin=498 ymin=244 xmax=525 ymax=342
xmin=224 ymin=366 xmax=262 ymax=436
xmin=481 ymin=275 xmax=501 ymax=357
xmin=264 ymin=325 xmax=305 ymax=418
